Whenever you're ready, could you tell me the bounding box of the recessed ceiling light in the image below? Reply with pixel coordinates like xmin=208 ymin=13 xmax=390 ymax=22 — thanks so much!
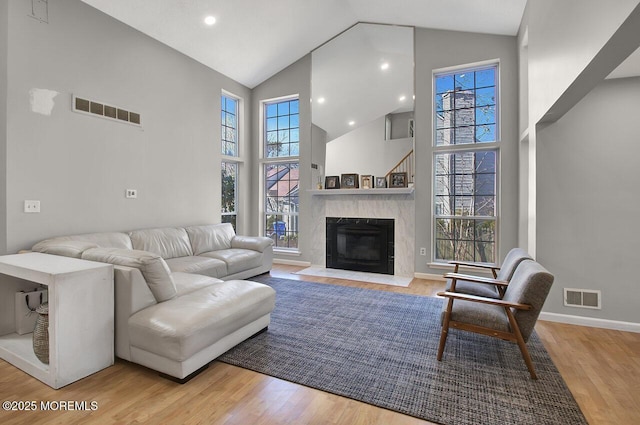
xmin=380 ymin=62 xmax=389 ymax=71
xmin=317 ymin=97 xmax=326 ymax=104
xmin=399 ymin=95 xmax=406 ymax=101
xmin=348 ymin=121 xmax=355 ymax=126
xmin=204 ymin=16 xmax=216 ymax=26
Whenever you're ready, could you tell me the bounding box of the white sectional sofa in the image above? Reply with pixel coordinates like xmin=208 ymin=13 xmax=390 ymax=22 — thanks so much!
xmin=31 ymin=223 xmax=276 ymax=381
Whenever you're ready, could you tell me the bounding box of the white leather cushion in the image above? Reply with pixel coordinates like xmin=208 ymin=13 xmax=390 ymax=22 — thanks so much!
xmin=82 ymin=248 xmax=177 ymax=302
xmin=128 ymin=280 xmax=276 ymax=361
xmin=129 ymin=227 xmax=193 ymax=259
xmin=171 ymin=272 xmax=224 ymax=297
xmin=185 ymin=223 xmax=236 ymax=255
xmin=35 ymin=232 xmax=132 ymax=249
xmin=165 ymin=256 xmax=228 ymax=278
xmin=201 ymin=249 xmax=263 ymax=275
xmin=32 ymin=239 xmax=99 ymax=258
xmin=231 ymin=236 xmax=274 ymax=253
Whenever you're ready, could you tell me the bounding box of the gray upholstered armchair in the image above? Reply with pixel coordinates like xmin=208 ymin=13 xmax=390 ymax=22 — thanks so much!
xmin=437 ymin=259 xmax=554 ymax=379
xmin=444 ymin=247 xmax=533 ymax=299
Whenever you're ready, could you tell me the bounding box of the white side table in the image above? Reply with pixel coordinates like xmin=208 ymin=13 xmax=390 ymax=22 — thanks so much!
xmin=0 ymin=253 xmax=114 ymax=389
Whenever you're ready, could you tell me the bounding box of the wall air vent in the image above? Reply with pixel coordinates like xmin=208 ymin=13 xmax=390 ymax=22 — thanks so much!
xmin=564 ymin=288 xmax=601 ymax=309
xmin=72 ymin=95 xmax=142 ymax=127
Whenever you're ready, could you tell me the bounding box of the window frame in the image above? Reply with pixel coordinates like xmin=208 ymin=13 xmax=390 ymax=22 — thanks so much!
xmin=221 ymin=91 xmax=243 ymax=231
xmin=431 ymin=62 xmax=501 ymax=265
xmin=221 ymin=161 xmax=239 ymax=229
xmin=259 ymin=95 xmax=300 ymax=253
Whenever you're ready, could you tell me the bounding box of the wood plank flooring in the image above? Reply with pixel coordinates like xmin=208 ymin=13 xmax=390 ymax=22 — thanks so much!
xmin=0 ymin=264 xmax=638 ymax=424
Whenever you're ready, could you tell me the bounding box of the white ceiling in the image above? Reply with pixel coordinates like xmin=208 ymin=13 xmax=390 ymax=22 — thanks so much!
xmin=81 ymin=0 xmax=528 ymax=88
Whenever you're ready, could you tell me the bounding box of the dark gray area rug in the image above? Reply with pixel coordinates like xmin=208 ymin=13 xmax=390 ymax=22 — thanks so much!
xmin=218 ymin=275 xmax=587 ymax=425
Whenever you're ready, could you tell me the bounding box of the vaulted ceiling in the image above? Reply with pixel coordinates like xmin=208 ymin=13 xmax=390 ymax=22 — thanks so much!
xmin=81 ymin=0 xmax=528 ymax=88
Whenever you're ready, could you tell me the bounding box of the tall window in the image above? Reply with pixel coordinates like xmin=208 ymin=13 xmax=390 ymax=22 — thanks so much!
xmin=433 ymin=65 xmax=498 ymax=263
xmin=221 ymin=161 xmax=238 ymax=228
xmin=263 ymin=97 xmax=299 ymax=250
xmin=221 ymin=94 xmax=239 ymax=229
xmin=221 ymin=95 xmax=238 ymax=156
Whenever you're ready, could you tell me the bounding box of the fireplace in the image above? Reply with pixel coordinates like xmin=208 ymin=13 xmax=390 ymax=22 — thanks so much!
xmin=326 ymin=217 xmax=394 ymax=275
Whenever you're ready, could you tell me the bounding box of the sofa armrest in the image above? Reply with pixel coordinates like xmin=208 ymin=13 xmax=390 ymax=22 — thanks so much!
xmin=82 ymin=247 xmax=177 ymax=302
xmin=231 ymin=236 xmax=274 ymax=253
xmin=113 ymin=265 xmax=157 ymax=361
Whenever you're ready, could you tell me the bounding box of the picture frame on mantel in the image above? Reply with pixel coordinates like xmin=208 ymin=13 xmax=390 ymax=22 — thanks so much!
xmin=341 ymin=173 xmax=359 ymax=189
xmin=361 ymin=175 xmax=373 ymax=189
xmin=325 ymin=175 xmax=340 ymax=189
xmin=389 ymin=172 xmax=408 ymax=188
xmin=375 ymin=176 xmax=387 ymax=188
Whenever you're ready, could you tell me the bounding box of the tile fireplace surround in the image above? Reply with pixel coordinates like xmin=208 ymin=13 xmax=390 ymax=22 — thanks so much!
xmin=310 ymin=193 xmax=415 ymax=277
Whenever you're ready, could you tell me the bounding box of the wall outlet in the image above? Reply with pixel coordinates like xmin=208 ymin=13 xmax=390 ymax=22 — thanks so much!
xmin=125 ymin=189 xmax=137 ymax=199
xmin=419 ymin=247 xmax=426 ymax=256
xmin=24 ymin=200 xmax=40 ymax=213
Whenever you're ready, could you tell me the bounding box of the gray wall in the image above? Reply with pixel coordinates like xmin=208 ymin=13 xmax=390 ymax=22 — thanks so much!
xmin=0 ymin=1 xmax=8 ymax=253
xmin=519 ymin=0 xmax=640 ymax=322
xmin=537 ymin=77 xmax=640 ymax=322
xmin=527 ymin=0 xmax=640 ymax=124
xmin=414 ymin=28 xmax=519 ymax=275
xmin=250 ymin=55 xmax=312 ymax=261
xmin=3 ymin=0 xmax=251 ymax=253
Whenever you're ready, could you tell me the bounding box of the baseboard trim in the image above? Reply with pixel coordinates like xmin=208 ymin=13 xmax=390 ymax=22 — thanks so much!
xmin=414 ymin=272 xmax=446 ymax=282
xmin=273 ymin=258 xmax=312 ymax=267
xmin=538 ymin=312 xmax=640 ymax=333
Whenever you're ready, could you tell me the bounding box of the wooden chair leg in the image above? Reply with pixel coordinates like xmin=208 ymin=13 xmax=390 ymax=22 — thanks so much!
xmin=437 ymin=299 xmax=453 ymax=361
xmin=505 ymin=308 xmax=537 ymax=379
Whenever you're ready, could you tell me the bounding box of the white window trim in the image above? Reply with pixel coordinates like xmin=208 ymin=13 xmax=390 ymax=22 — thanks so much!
xmin=431 ymin=61 xmax=502 ymax=265
xmin=221 ymin=90 xmax=244 ymax=159
xmin=221 ymin=90 xmax=244 ymax=232
xmin=259 ymin=94 xmax=301 ymax=253
xmin=432 ymin=59 xmax=501 ymax=146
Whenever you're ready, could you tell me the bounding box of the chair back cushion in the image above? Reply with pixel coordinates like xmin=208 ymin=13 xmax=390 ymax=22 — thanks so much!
xmin=502 ymin=260 xmax=554 ymax=341
xmin=497 ymin=248 xmax=532 ymax=281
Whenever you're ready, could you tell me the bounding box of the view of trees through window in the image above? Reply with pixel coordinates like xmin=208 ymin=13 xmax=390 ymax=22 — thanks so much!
xmin=434 ymin=65 xmax=498 ymax=263
xmin=221 ymin=161 xmax=237 ymax=229
xmin=221 ymin=94 xmax=239 ymax=229
xmin=264 ymin=98 xmax=299 ymax=249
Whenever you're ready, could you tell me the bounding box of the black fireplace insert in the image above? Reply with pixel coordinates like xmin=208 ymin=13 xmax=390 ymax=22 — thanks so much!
xmin=326 ymin=217 xmax=394 ymax=275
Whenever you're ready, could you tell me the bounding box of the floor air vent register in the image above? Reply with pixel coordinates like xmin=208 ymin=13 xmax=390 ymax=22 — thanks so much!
xmin=564 ymin=288 xmax=601 ymax=309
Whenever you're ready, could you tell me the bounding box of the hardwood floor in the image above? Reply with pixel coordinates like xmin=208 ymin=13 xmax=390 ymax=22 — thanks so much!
xmin=1 ymin=264 xmax=638 ymax=424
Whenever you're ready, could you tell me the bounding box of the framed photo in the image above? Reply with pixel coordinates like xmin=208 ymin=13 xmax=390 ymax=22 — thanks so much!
xmin=341 ymin=173 xmax=359 ymax=189
xmin=375 ymin=176 xmax=387 ymax=188
xmin=361 ymin=175 xmax=373 ymax=189
xmin=389 ymin=172 xmax=408 ymax=188
xmin=325 ymin=176 xmax=340 ymax=189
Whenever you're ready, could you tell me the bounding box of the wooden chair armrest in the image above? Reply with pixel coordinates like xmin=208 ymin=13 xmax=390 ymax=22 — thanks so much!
xmin=448 ymin=260 xmax=499 ymax=271
xmin=437 ymin=291 xmax=532 ymax=310
xmin=444 ymin=272 xmax=509 ymax=287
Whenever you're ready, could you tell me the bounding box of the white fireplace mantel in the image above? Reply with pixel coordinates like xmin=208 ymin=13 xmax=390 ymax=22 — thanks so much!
xmin=308 ymin=187 xmax=414 ymax=196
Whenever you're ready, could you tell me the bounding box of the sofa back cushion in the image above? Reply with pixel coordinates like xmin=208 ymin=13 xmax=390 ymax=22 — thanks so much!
xmin=32 ymin=239 xmax=99 ymax=258
xmin=185 ymin=223 xmax=236 ymax=255
xmin=129 ymin=227 xmax=193 ymax=259
xmin=82 ymin=247 xmax=177 ymax=302
xmin=35 ymin=232 xmax=133 ymax=250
